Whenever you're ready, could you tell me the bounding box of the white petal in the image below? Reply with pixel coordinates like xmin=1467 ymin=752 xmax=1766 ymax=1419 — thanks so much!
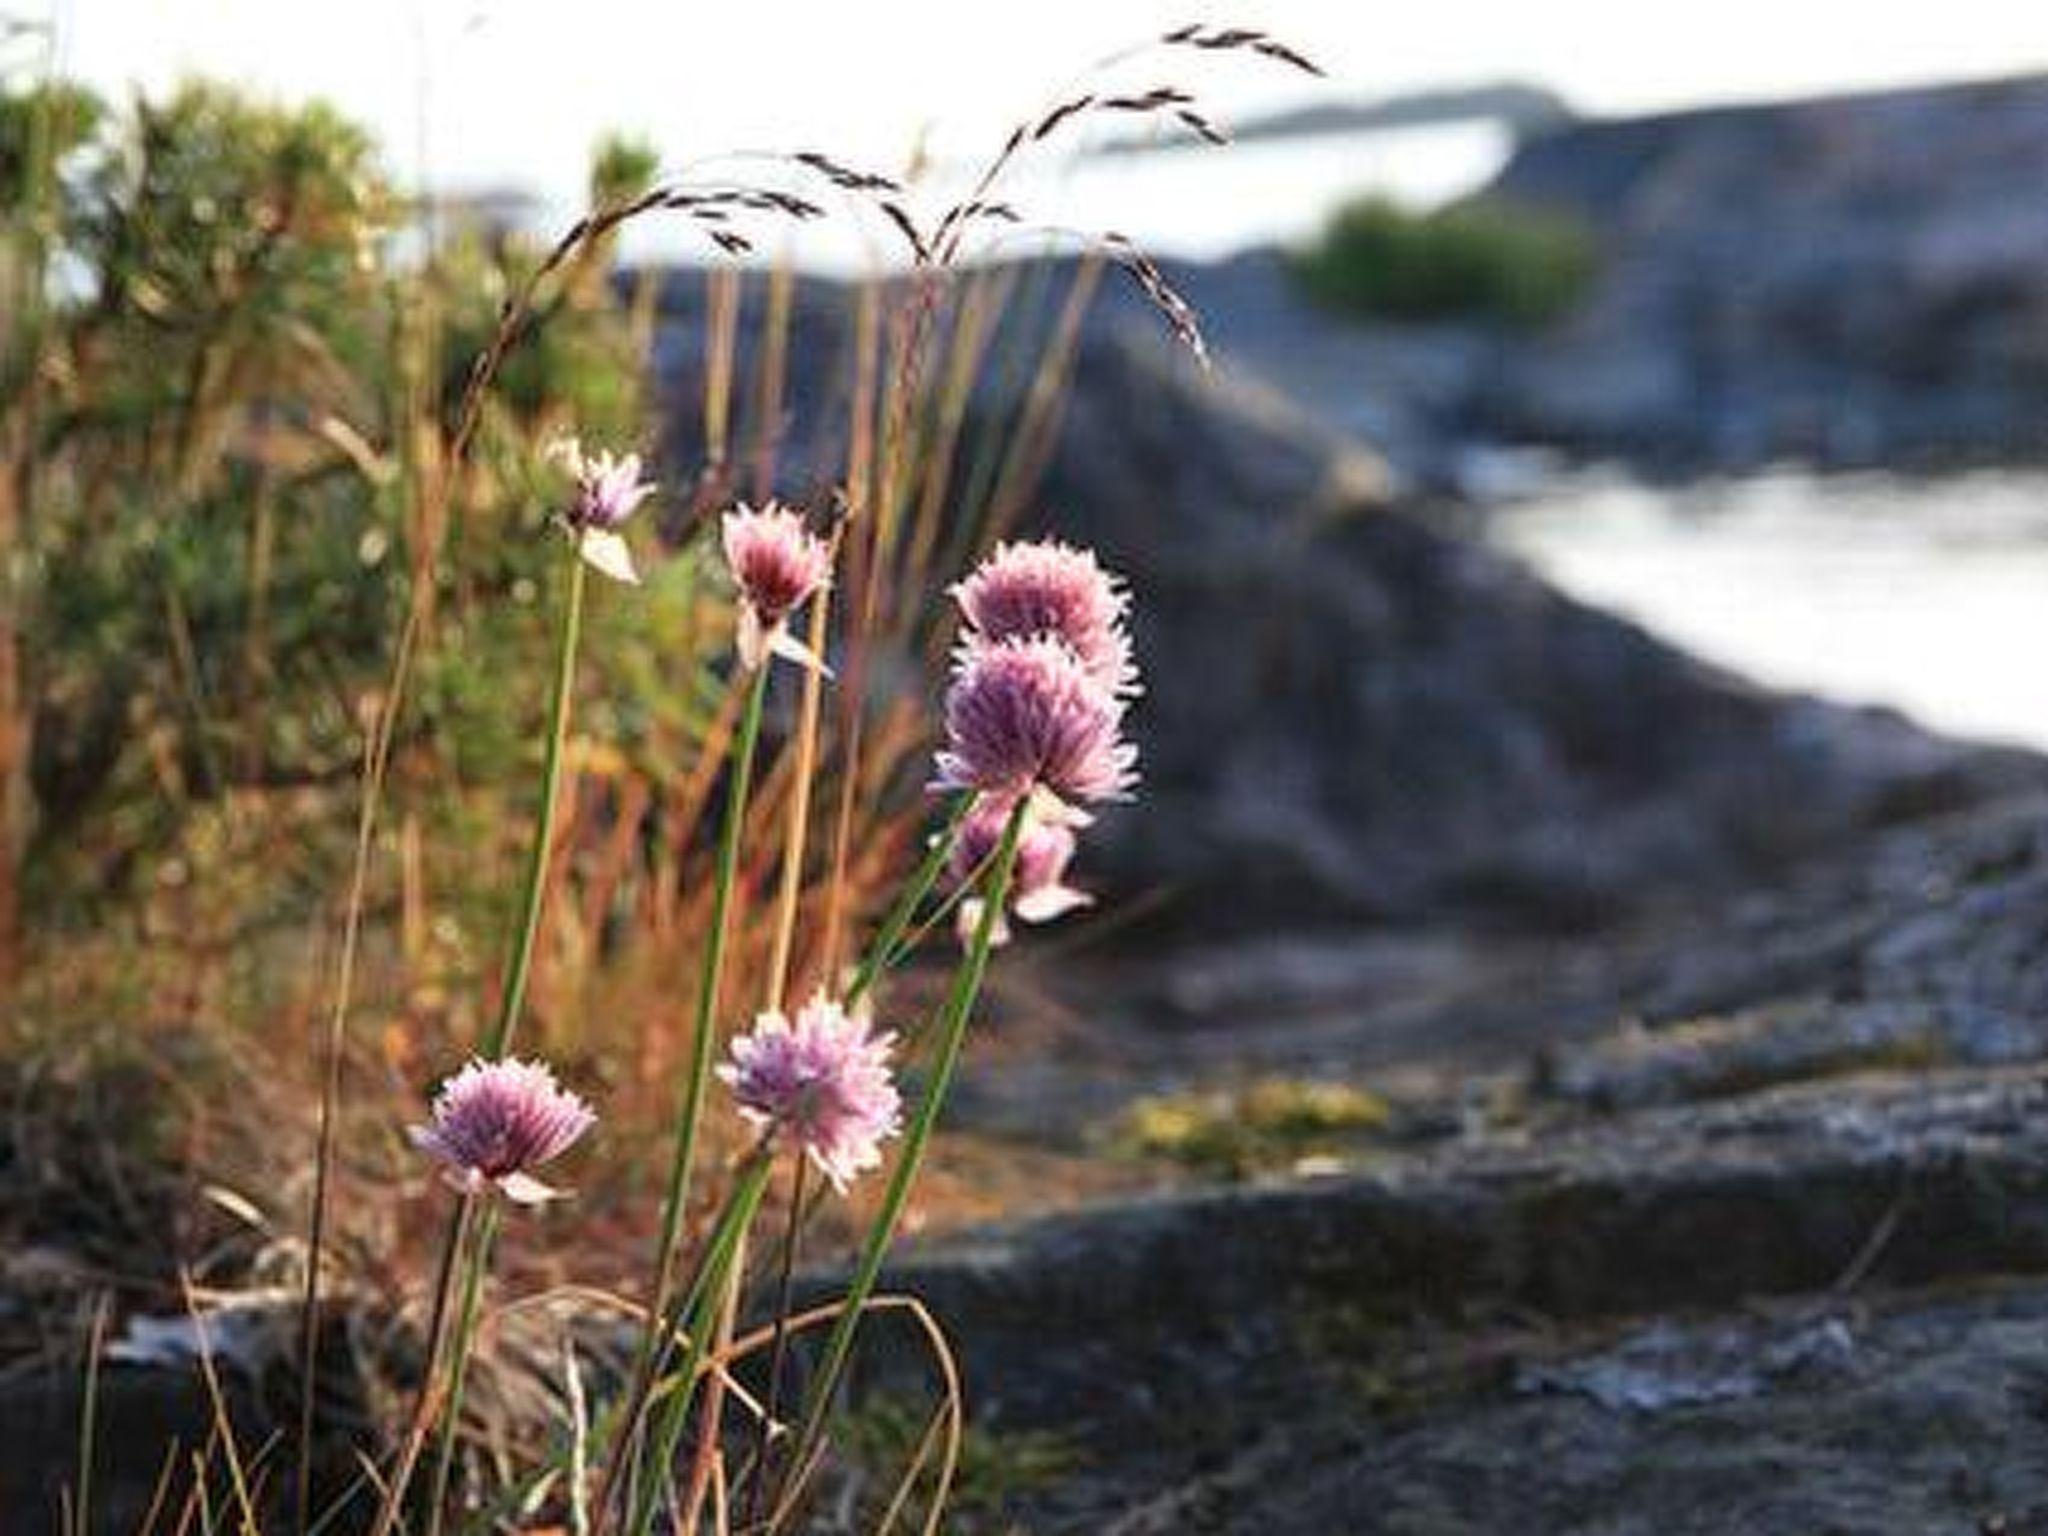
xmin=577 ymin=528 xmax=640 ymax=585
xmin=614 ymin=484 xmax=656 ymax=523
xmin=737 ymin=607 xmax=771 ymax=669
xmin=1014 ymin=885 xmax=1093 ymax=925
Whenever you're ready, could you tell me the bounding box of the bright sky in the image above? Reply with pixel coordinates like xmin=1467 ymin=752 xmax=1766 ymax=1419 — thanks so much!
xmin=40 ymin=2 xmax=2048 ymax=209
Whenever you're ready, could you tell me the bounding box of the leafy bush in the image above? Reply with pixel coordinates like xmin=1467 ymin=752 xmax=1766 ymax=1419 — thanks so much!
xmin=1292 ymin=194 xmax=1595 ymax=327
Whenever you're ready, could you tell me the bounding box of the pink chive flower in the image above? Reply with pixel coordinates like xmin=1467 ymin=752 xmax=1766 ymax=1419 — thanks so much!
xmin=952 ymin=539 xmax=1137 ymax=696
xmin=948 ymin=798 xmax=1092 ymax=946
xmin=546 ymin=437 xmax=656 ymax=585
xmin=718 ymin=995 xmax=901 ymax=1192
xmin=720 ymin=503 xmax=834 ymax=673
xmin=934 ymin=636 xmax=1137 ymax=817
xmin=410 ymin=1058 xmax=596 ymax=1205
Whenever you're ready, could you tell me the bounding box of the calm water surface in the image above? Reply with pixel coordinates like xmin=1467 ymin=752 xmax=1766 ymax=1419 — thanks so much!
xmin=1489 ymin=467 xmax=2048 ymax=751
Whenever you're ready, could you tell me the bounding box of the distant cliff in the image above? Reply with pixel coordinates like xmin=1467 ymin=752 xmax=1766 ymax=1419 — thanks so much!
xmin=1481 ymin=73 xmax=2048 ymax=465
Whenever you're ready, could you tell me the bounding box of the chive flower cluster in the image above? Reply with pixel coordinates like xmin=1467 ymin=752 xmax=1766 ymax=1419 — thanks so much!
xmin=547 ymin=437 xmax=657 ymax=585
xmin=936 ymin=538 xmax=1139 ymax=939
xmin=721 ymin=502 xmax=834 ymax=672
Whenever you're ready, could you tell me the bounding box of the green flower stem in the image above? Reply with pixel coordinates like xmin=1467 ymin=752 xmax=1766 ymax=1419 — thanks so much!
xmin=767 ymin=797 xmax=1027 ymax=1532
xmin=424 ymin=1198 xmax=500 ymax=1536
xmin=596 ymin=660 xmax=772 ymax=1522
xmin=365 ymin=1194 xmax=474 ymax=1536
xmin=651 ymin=658 xmax=769 ymax=1312
xmin=626 ymin=1148 xmax=776 ymax=1536
xmin=484 ymin=544 xmax=587 ymax=1059
xmin=843 ymin=795 xmax=972 ymax=1008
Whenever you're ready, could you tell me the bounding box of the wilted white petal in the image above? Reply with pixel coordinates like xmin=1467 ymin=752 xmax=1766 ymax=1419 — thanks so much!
xmin=577 ymin=527 xmax=640 ymax=585
xmin=497 ymin=1172 xmax=564 ymax=1205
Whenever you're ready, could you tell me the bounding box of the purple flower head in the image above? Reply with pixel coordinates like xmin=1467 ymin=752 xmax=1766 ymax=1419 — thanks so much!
xmin=720 ymin=503 xmax=834 ymax=672
xmin=717 ymin=994 xmax=901 ymax=1192
xmin=410 ymin=1058 xmax=596 ymax=1205
xmin=953 ymin=539 xmax=1137 ymax=696
xmin=547 ymin=437 xmax=657 ymax=584
xmin=948 ymin=797 xmax=1092 ymax=946
xmin=934 ymin=637 xmax=1136 ymax=816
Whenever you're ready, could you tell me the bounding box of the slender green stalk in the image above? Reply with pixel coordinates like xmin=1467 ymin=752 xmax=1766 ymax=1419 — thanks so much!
xmin=594 ymin=660 xmax=772 ymax=1521
xmin=843 ymin=796 xmax=971 ymax=1008
xmin=741 ymin=1152 xmax=809 ymax=1529
xmin=626 ymin=1149 xmax=776 ymax=1536
xmin=657 ymin=659 xmax=771 ymax=1273
xmin=485 ymin=546 xmax=588 ymax=1058
xmin=865 ymin=815 xmax=1014 ymax=984
xmin=367 ymin=1193 xmax=475 ymax=1536
xmin=423 ymin=1200 xmax=501 ymax=1536
xmin=766 ymin=798 xmax=1026 ymax=1532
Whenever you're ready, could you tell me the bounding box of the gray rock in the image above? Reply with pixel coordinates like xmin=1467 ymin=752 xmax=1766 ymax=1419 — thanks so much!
xmin=829 ymin=1069 xmax=2048 ymax=1531
xmin=1152 ymin=1285 xmax=2048 ymax=1534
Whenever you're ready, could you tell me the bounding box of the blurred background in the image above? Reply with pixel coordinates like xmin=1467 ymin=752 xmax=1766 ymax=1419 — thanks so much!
xmin=53 ymin=0 xmax=2048 ymax=743
xmin=8 ymin=2 xmax=2048 ymax=1529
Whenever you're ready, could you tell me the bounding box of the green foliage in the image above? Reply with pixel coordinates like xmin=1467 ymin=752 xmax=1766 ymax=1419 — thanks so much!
xmin=1119 ymin=1077 xmax=1391 ymax=1179
xmin=6 ymin=75 xmax=707 ymax=926
xmin=0 ymin=79 xmax=100 ymax=212
xmin=1292 ymin=194 xmax=1595 ymax=327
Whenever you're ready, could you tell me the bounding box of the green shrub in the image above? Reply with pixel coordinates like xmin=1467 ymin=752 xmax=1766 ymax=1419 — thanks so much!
xmin=1292 ymin=194 xmax=1595 ymax=326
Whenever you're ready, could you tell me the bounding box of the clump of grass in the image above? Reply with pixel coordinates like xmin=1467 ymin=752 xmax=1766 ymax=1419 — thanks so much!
xmin=1292 ymin=194 xmax=1596 ymax=327
xmin=1119 ymin=1077 xmax=1392 ymax=1179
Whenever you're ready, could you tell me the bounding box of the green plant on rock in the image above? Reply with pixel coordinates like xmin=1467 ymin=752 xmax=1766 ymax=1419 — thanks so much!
xmin=1292 ymin=194 xmax=1595 ymax=327
xmin=1120 ymin=1076 xmax=1392 ymax=1179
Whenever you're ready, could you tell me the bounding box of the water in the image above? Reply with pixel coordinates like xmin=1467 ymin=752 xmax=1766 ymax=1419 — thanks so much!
xmin=1487 ymin=466 xmax=2048 ymax=752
